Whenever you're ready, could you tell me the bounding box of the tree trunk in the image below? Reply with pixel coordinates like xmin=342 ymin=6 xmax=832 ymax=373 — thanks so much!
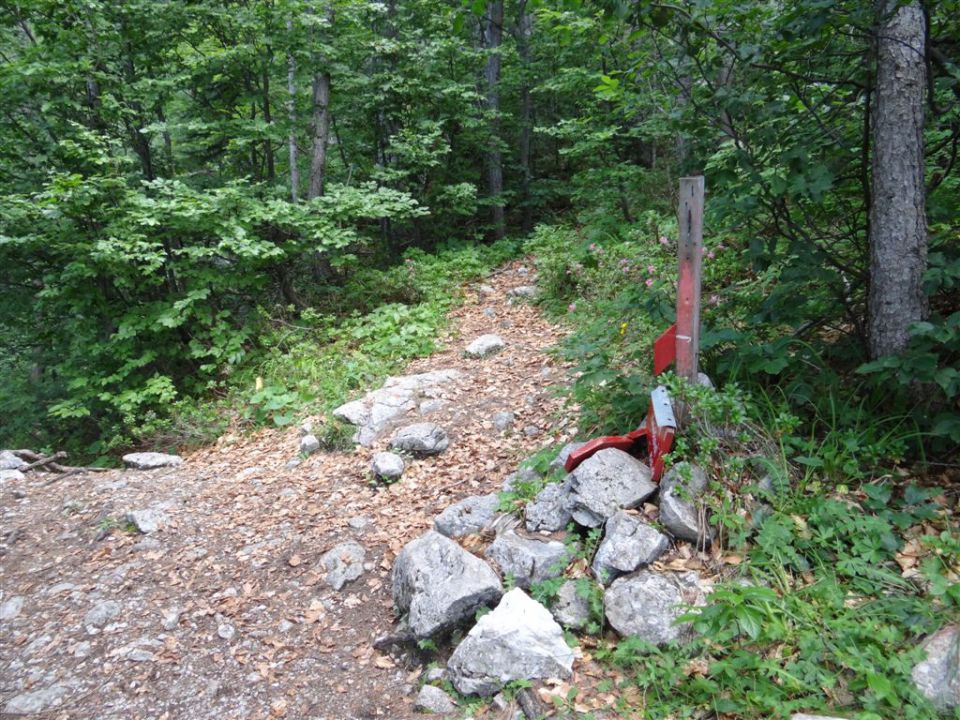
xmin=868 ymin=0 xmax=927 ymax=359
xmin=516 ymin=4 xmax=534 ymax=233
xmin=308 ymin=70 xmax=331 ymax=199
xmin=262 ymin=59 xmax=275 ymax=181
xmin=482 ymin=0 xmax=505 ymax=240
xmin=287 ymin=19 xmax=300 ymax=202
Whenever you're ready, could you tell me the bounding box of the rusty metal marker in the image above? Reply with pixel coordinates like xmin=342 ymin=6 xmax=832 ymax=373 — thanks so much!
xmin=564 ymin=176 xmax=705 ymax=482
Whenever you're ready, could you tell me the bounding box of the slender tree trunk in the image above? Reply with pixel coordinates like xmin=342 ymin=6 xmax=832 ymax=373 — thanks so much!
xmin=516 ymin=4 xmax=534 ymax=233
xmin=868 ymin=0 xmax=928 ymax=359
xmin=287 ymin=19 xmax=300 ymax=202
xmin=308 ymin=70 xmax=331 ymax=199
xmin=262 ymin=59 xmax=276 ymax=181
xmin=482 ymin=0 xmax=505 ymax=239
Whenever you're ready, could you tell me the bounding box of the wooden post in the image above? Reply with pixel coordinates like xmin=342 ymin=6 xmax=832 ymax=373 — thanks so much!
xmin=676 ymin=176 xmax=704 ymax=384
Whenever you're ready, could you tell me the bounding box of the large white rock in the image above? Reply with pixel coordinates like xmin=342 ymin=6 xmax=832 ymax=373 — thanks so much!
xmin=566 ymin=449 xmax=657 ymax=527
xmin=390 ymin=423 xmax=449 ymax=456
xmin=659 ymin=463 xmax=714 ymax=545
xmin=393 ymin=531 xmax=503 ymax=639
xmin=911 ymin=623 xmax=960 ymax=713
xmin=447 ymin=588 xmax=574 ymax=696
xmin=415 ymin=685 xmax=458 ymax=713
xmin=435 ymin=494 xmax=500 ymax=538
xmin=604 ymin=571 xmax=703 ymax=646
xmin=592 ymin=511 xmax=670 ymax=585
xmin=371 ymin=451 xmax=405 ymax=480
xmin=0 ymin=450 xmax=26 ymax=470
xmin=485 ymin=530 xmax=572 ymax=589
xmin=331 ymin=370 xmax=462 ymax=446
xmin=0 ymin=469 xmax=26 ymax=482
xmin=464 ymin=334 xmax=506 ymax=359
xmin=122 ymin=452 xmax=183 ymax=470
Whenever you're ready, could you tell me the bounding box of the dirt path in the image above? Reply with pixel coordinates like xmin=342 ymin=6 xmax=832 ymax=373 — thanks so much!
xmin=0 ymin=261 xmax=575 ymax=720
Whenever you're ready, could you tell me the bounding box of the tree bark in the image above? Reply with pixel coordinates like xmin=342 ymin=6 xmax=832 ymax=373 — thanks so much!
xmin=307 ymin=70 xmax=331 ymax=199
xmin=287 ymin=18 xmax=300 ymax=202
xmin=482 ymin=0 xmax=505 ymax=240
xmin=868 ymin=0 xmax=928 ymax=359
xmin=262 ymin=58 xmax=276 ymax=181
xmin=515 ymin=4 xmax=534 ymax=233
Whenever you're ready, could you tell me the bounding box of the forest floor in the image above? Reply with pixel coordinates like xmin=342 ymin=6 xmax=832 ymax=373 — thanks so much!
xmin=0 ymin=260 xmax=598 ymax=720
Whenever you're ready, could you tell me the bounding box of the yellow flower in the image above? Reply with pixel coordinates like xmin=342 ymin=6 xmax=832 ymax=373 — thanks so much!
xmin=619 ymin=322 xmax=628 ymax=336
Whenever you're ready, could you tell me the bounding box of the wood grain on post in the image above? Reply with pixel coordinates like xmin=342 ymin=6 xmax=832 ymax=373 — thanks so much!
xmin=676 ymin=176 xmax=704 ymax=384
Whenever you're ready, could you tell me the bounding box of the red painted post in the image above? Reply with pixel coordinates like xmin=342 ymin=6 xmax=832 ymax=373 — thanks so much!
xmin=676 ymin=176 xmax=704 ymax=384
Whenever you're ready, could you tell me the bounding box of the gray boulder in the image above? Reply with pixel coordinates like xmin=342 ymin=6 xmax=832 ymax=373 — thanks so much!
xmin=435 ymin=494 xmax=500 ymax=538
xmin=0 ymin=596 xmax=24 ymax=621
xmin=465 ymin=334 xmax=506 ymax=358
xmin=391 ymin=423 xmax=450 ymax=456
xmin=393 ymin=531 xmax=503 ymax=639
xmin=524 ymin=482 xmax=572 ymax=532
xmin=0 ymin=450 xmax=26 ymax=470
xmin=332 ymin=370 xmax=462 ymax=447
xmin=485 ymin=530 xmax=572 ymax=589
xmin=122 ymin=452 xmax=183 ymax=470
xmin=320 ymin=541 xmax=366 ymax=590
xmin=502 ymin=466 xmax=541 ymax=493
xmin=507 ymin=285 xmax=537 ymax=299
xmin=551 ymin=580 xmax=593 ymax=630
xmin=84 ymin=599 xmax=121 ymax=629
xmin=592 ymin=511 xmax=670 ymax=585
xmin=371 ymin=452 xmax=405 ymax=480
xmin=911 ymin=624 xmax=959 ymax=713
xmin=549 ymin=442 xmax=587 ymax=471
xmin=659 ymin=463 xmax=714 ymax=545
xmin=0 ymin=469 xmax=26 ymax=482
xmin=3 ymin=684 xmax=68 ymax=715
xmin=125 ymin=508 xmax=169 ymax=534
xmin=493 ymin=411 xmax=515 ymax=432
xmin=447 ymin=588 xmax=574 ymax=696
xmin=299 ymin=434 xmax=320 ymax=455
xmin=415 ymin=685 xmax=457 ymax=714
xmin=566 ymin=449 xmax=657 ymax=527
xmin=605 ymin=571 xmax=703 ymax=645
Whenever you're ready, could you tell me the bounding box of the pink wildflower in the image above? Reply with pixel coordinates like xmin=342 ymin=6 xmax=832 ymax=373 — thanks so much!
xmin=659 ymin=235 xmax=669 ymax=246
xmin=645 ymin=278 xmax=655 ymax=288
xmin=707 ymin=251 xmax=715 ymax=259
xmin=568 ymin=302 xmax=577 ymax=312
xmin=709 ymin=294 xmax=720 ymax=306
xmin=647 ymin=264 xmax=656 ymax=274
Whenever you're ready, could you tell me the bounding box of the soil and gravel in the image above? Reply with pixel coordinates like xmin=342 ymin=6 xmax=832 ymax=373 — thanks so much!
xmin=0 ymin=261 xmax=579 ymax=720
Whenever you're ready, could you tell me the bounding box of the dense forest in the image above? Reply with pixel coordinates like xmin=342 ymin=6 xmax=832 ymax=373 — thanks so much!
xmin=0 ymin=0 xmax=957 ymax=462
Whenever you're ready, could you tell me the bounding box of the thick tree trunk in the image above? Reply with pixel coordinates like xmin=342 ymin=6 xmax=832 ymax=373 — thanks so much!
xmin=868 ymin=0 xmax=928 ymax=359
xmin=287 ymin=19 xmax=300 ymax=203
xmin=482 ymin=0 xmax=505 ymax=240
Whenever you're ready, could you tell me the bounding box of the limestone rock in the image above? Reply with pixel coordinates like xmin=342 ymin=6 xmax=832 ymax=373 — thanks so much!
xmin=605 ymin=571 xmax=701 ymax=645
xmin=435 ymin=494 xmax=500 ymax=538
xmin=447 ymin=588 xmax=574 ymax=696
xmin=485 ymin=530 xmax=571 ymax=589
xmin=415 ymin=685 xmax=457 ymax=714
xmin=122 ymin=452 xmax=183 ymax=470
xmin=592 ymin=511 xmax=670 ymax=585
xmin=393 ymin=531 xmax=503 ymax=639
xmin=502 ymin=466 xmax=541 ymax=493
xmin=549 ymin=442 xmax=587 ymax=471
xmin=0 ymin=469 xmax=26 ymax=482
xmin=3 ymin=684 xmax=67 ymax=714
xmin=0 ymin=450 xmax=27 ymax=470
xmin=911 ymin=623 xmax=959 ymax=713
xmin=659 ymin=463 xmax=714 ymax=545
xmin=371 ymin=452 xmax=405 ymax=480
xmin=391 ymin=423 xmax=449 ymax=456
xmin=551 ymin=580 xmax=593 ymax=630
xmin=331 ymin=370 xmax=462 ymax=446
xmin=524 ymin=482 xmax=572 ymax=533
xmin=84 ymin=600 xmax=121 ymax=629
xmin=566 ymin=449 xmax=656 ymax=527
xmin=493 ymin=411 xmax=515 ymax=432
xmin=507 ymin=285 xmax=537 ymax=299
xmin=464 ymin=334 xmax=506 ymax=358
xmin=320 ymin=541 xmax=366 ymax=591
xmin=299 ymin=434 xmax=320 ymax=455
xmin=125 ymin=508 xmax=168 ymax=534
xmin=0 ymin=595 xmax=24 ymax=621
